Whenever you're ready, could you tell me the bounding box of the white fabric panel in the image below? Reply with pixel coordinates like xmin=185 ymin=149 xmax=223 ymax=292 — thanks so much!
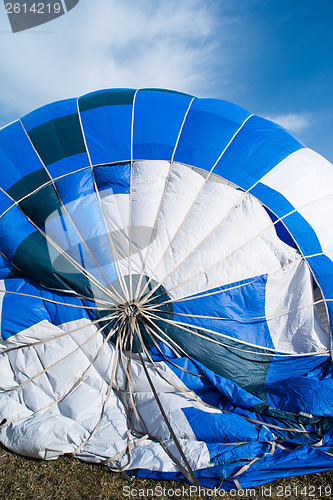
xmin=95 ymin=191 xmax=130 ymax=276
xmin=140 ymin=162 xmax=206 ymax=280
xmin=313 ymin=287 xmax=330 ymax=333
xmin=298 ymin=196 xmax=333 ymax=255
xmin=265 ymin=259 xmax=330 ymax=353
xmin=259 ymin=148 xmax=333 ymax=257
xmin=128 ymin=160 xmax=171 ymax=279
xmin=163 ymin=193 xmax=298 ymax=299
xmin=44 ymin=191 xmax=119 ymax=289
xmin=0 ymin=280 xmax=5 ymax=347
xmin=89 ymin=161 xmax=300 ymax=301
xmin=99 ymin=161 xmax=171 ymax=285
xmin=0 ymin=318 xmax=213 ymax=471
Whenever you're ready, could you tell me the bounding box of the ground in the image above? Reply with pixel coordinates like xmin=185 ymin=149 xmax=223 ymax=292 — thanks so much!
xmin=1 ymin=444 xmax=332 ymax=500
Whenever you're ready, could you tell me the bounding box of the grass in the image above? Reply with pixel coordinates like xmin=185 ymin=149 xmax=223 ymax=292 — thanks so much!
xmin=1 ymin=444 xmax=333 ymax=500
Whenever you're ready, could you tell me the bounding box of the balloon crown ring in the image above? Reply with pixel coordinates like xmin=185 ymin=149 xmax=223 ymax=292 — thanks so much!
xmin=118 ymin=301 xmax=142 ymax=320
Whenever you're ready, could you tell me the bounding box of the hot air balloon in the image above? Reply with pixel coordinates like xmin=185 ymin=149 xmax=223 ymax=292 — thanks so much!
xmin=0 ymin=88 xmax=332 ymax=490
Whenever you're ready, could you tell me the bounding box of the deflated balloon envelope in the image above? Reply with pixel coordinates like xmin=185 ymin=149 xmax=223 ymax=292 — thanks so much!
xmin=0 ymin=88 xmax=332 ymax=490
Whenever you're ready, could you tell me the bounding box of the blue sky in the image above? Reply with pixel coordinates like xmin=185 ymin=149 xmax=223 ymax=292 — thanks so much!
xmin=0 ymin=0 xmax=332 ymax=161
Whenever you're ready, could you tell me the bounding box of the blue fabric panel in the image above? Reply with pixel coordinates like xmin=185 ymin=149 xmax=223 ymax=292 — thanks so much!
xmin=78 ymin=88 xmax=135 ymax=112
xmin=190 ymin=358 xmax=265 ymax=410
xmin=41 ymin=289 xmax=93 ymax=326
xmin=133 ymin=444 xmax=333 ymax=491
xmin=263 ymin=206 xmax=295 ymax=248
xmin=250 ymin=182 xmax=296 ymax=218
xmin=0 ymin=191 xmax=14 ymax=216
xmin=182 ymin=406 xmax=273 ymax=443
xmin=150 ymin=344 xmax=274 ymax=425
xmin=323 ymin=427 xmax=333 ymax=446
xmin=266 ymin=353 xmax=330 ymax=385
xmin=206 ymin=441 xmax=270 ymax=470
xmin=0 ymin=121 xmax=43 ymax=191
xmin=213 ymin=116 xmax=304 ymax=190
xmin=265 ymin=354 xmax=331 ymax=413
xmin=49 ymin=169 xmax=120 ymax=286
xmin=151 ymin=342 xmax=266 ymax=411
xmin=21 ymin=98 xmax=79 ymax=132
xmin=306 ymin=254 xmax=333 ymax=328
xmin=149 ymin=342 xmax=225 ymax=408
xmin=150 ymin=344 xmax=328 ymax=448
xmin=51 ymin=168 xmax=96 ymax=208
xmin=78 ymin=92 xmax=134 ymax=165
xmin=266 ymin=376 xmax=333 ymax=417
xmin=232 ymin=445 xmax=333 ymax=490
xmin=1 ymin=279 xmax=93 ymax=340
xmin=174 ymin=98 xmax=251 ymax=170
xmin=42 ymin=213 xmax=118 ymax=286
xmin=22 ymin=102 xmax=89 ymax=174
xmin=172 ymin=274 xmax=274 ymax=349
xmin=251 ymin=183 xmax=323 ymax=255
xmin=132 ymin=90 xmax=193 ymax=160
xmin=43 ymin=211 xmax=110 ymax=286
xmin=1 ymin=279 xmax=51 ymax=339
xmin=46 ymin=153 xmax=90 ymax=179
xmin=282 ymin=212 xmax=323 ymax=256
xmin=94 ymin=163 xmax=131 ymax=194
xmin=306 ymin=255 xmax=333 ymax=298
xmin=0 ymin=253 xmax=14 ymax=278
xmin=0 ymin=207 xmax=36 ymax=261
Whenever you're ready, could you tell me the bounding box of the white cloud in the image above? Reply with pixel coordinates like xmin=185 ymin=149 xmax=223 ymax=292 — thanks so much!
xmin=0 ymin=0 xmax=227 ymax=125
xmin=264 ymin=113 xmax=311 ymax=134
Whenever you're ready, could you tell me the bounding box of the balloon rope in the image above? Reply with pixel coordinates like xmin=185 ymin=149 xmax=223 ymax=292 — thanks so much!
xmin=137 ymin=315 xmax=205 ymax=379
xmin=137 ymin=114 xmax=254 ymax=302
xmin=144 ymin=310 xmax=329 ymax=357
xmin=134 ymin=97 xmax=195 ymax=300
xmin=73 ymin=317 xmax=147 ymax=459
xmin=142 ymin=257 xmax=302 ymax=308
xmin=128 ymin=90 xmax=139 ymax=300
xmin=132 ymin=322 xmax=206 ymax=494
xmin=1 ymin=312 xmax=118 ymax=353
xmin=140 ymin=188 xmax=333 ymax=310
xmin=88 ymin=320 xmax=150 ymax=472
xmin=76 ymin=99 xmax=130 ymax=303
xmin=138 ymin=193 xmax=299 ymax=308
xmin=117 ymin=322 xmax=150 ymax=461
xmin=20 ymin=120 xmax=126 ymax=305
xmin=0 ymin=316 xmax=117 ymax=430
xmin=133 ymin=315 xmax=322 ymax=435
xmin=0 ymin=248 xmax=115 ymax=309
xmin=0 ymin=313 xmax=118 ymax=393
xmin=145 ymin=296 xmax=326 ymax=326
xmin=229 ymin=441 xmax=277 ymax=490
xmin=0 ymin=184 xmax=120 ymax=305
xmin=134 ymin=317 xmax=215 ymax=402
xmin=141 ymin=308 xmax=276 ymax=357
xmin=139 ymin=311 xmax=192 ymax=358
xmin=0 ymin=166 xmax=90 ymax=222
xmin=0 ymin=288 xmax=115 ymax=311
